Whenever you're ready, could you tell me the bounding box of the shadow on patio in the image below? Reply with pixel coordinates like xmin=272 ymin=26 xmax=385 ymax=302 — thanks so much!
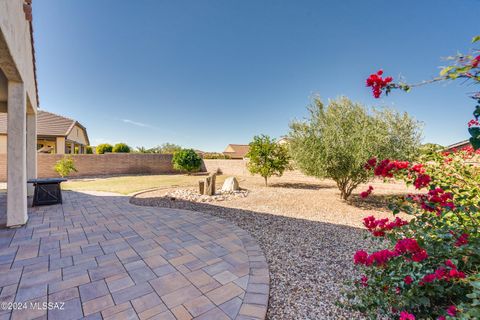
xmin=131 ymin=193 xmax=373 ymax=319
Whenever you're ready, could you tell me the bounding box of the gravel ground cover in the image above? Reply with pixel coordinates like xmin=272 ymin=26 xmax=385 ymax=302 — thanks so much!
xmin=131 ymin=176 xmax=410 ymax=319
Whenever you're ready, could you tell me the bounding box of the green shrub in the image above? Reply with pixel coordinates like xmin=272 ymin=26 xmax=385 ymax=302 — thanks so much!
xmin=96 ymin=143 xmax=113 ymax=154
xmin=172 ymin=149 xmax=202 ymax=174
xmin=85 ymin=146 xmax=94 ymax=154
xmin=246 ymin=135 xmax=291 ymax=186
xmin=54 ymin=156 xmax=77 ymax=178
xmin=112 ymin=143 xmax=131 ymax=153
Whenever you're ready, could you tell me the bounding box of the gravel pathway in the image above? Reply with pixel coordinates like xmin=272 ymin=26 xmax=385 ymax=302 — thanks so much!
xmin=131 ymin=177 xmax=406 ymax=319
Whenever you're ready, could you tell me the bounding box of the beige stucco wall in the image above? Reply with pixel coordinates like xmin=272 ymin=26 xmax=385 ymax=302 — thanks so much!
xmin=0 ymin=134 xmax=6 ymax=153
xmin=0 ymin=0 xmax=37 ymax=109
xmin=67 ymin=125 xmax=89 ymax=145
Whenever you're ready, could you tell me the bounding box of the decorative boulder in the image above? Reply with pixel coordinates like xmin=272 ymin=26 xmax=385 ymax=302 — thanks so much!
xmin=221 ymin=177 xmax=240 ymax=193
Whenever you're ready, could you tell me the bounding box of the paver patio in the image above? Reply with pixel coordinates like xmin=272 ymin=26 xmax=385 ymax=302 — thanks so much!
xmin=0 ymin=191 xmax=269 ymax=320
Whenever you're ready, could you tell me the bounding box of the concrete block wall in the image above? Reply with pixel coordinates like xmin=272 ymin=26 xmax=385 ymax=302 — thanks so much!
xmin=0 ymin=153 xmax=176 ymax=181
xmin=0 ymin=156 xmax=316 ymax=182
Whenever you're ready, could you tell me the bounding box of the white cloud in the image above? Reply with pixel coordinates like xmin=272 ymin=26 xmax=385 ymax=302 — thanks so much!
xmin=121 ymin=119 xmax=154 ymax=128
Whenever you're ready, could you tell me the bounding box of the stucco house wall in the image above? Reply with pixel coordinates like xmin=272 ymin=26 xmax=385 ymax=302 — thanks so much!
xmin=67 ymin=124 xmax=89 ymax=146
xmin=0 ymin=0 xmax=38 ymax=109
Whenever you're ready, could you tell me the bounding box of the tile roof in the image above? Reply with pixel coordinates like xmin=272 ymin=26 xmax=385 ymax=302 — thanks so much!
xmin=0 ymin=110 xmax=87 ymax=141
xmin=223 ymin=144 xmax=250 ymax=158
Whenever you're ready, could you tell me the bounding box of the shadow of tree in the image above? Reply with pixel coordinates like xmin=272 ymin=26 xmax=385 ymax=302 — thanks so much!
xmin=269 ymin=182 xmax=335 ymax=190
xmin=348 ymin=193 xmax=406 ymax=211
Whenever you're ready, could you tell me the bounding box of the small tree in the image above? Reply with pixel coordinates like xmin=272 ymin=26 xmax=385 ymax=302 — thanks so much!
xmin=112 ymin=143 xmax=131 ymax=153
xmin=54 ymin=156 xmax=77 ymax=178
xmin=246 ymin=135 xmax=291 ymax=186
xmin=85 ymin=146 xmax=94 ymax=154
xmin=289 ymin=96 xmax=421 ymax=200
xmin=172 ymin=149 xmax=202 ymax=174
xmin=96 ymin=143 xmax=113 ymax=154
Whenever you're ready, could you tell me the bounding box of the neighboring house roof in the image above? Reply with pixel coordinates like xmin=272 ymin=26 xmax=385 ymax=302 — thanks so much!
xmin=223 ymin=144 xmax=250 ymax=158
xmin=445 ymin=139 xmax=470 ymax=151
xmin=0 ymin=110 xmax=90 ymax=144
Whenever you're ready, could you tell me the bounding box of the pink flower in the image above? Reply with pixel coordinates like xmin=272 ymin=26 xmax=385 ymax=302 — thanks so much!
xmin=455 ymin=233 xmax=469 ymax=247
xmin=360 ymin=275 xmax=368 ymax=287
xmin=399 ymin=311 xmax=415 ymax=320
xmin=360 ymin=185 xmax=374 ymax=198
xmin=354 ymin=250 xmax=368 ymax=265
xmin=446 ymin=305 xmax=457 ymax=316
xmin=404 ymin=275 xmax=413 ymax=285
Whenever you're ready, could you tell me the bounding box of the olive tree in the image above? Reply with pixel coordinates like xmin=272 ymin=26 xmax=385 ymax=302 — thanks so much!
xmin=289 ymin=96 xmax=422 ymax=200
xmin=246 ymin=135 xmax=291 ymax=186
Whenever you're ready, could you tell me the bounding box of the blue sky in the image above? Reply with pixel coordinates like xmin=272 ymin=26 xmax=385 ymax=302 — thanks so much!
xmin=32 ymin=0 xmax=480 ymax=151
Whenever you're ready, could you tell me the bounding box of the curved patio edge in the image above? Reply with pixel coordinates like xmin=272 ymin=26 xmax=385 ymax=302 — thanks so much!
xmin=1 ymin=190 xmax=269 ymax=320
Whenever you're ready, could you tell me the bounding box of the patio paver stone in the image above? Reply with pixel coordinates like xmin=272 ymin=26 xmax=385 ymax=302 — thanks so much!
xmin=0 ymin=191 xmax=269 ymax=319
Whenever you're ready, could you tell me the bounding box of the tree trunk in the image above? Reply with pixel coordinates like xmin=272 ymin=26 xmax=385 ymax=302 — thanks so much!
xmin=264 ymin=176 xmax=268 ymax=187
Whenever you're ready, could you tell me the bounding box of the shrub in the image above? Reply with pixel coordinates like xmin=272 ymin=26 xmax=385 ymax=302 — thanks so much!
xmin=112 ymin=143 xmax=131 ymax=153
xmin=85 ymin=146 xmax=94 ymax=154
xmin=96 ymin=143 xmax=113 ymax=154
xmin=246 ymin=135 xmax=291 ymax=186
xmin=54 ymin=156 xmax=77 ymax=178
xmin=288 ymin=96 xmax=421 ymax=199
xmin=346 ymin=148 xmax=480 ymax=319
xmin=172 ymin=149 xmax=202 ymax=174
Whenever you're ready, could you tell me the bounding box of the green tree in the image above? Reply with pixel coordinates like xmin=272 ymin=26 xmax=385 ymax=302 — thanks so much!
xmin=418 ymin=143 xmax=444 ymax=156
xmin=85 ymin=146 xmax=94 ymax=154
xmin=112 ymin=143 xmax=131 ymax=153
xmin=289 ymin=96 xmax=422 ymax=200
xmin=54 ymin=156 xmax=77 ymax=178
xmin=246 ymin=135 xmax=291 ymax=186
xmin=158 ymin=143 xmax=182 ymax=154
xmin=96 ymin=143 xmax=113 ymax=154
xmin=172 ymin=149 xmax=202 ymax=174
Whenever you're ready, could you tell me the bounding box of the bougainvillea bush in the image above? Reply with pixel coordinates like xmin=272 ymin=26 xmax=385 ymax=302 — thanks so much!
xmin=346 ymin=36 xmax=480 ymax=319
xmin=347 ymin=148 xmax=480 ymax=319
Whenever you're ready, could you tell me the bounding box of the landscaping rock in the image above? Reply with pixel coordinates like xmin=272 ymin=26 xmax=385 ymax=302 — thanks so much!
xmin=221 ymin=176 xmax=240 ymax=192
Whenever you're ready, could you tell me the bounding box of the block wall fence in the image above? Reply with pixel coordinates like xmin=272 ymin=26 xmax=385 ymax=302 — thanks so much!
xmin=0 ymin=155 xmax=314 ymax=181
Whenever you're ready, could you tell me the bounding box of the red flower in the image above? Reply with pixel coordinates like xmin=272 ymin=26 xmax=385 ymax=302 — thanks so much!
xmin=360 ymin=185 xmax=374 ymax=198
xmin=404 ymin=275 xmax=413 ymax=285
xmin=366 ymin=70 xmax=393 ymax=98
xmin=455 ymin=233 xmax=469 ymax=247
xmin=354 ymin=250 xmax=368 ymax=265
xmin=468 ymin=119 xmax=480 ymax=128
xmin=472 ymin=55 xmax=480 ymax=68
xmin=413 ymin=174 xmax=431 ymax=189
xmin=363 ymin=216 xmax=408 ymax=237
xmin=446 ymin=305 xmax=457 ymax=317
xmin=364 ymin=157 xmax=377 ymax=170
xmin=445 ymin=259 xmax=456 ymax=269
xmin=395 ymin=238 xmax=428 ymax=262
xmin=410 ymin=163 xmax=425 ymax=174
xmin=360 ymin=275 xmax=368 ymax=287
xmin=366 ymin=249 xmax=397 ymax=267
xmin=399 ymin=311 xmax=416 ymax=320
